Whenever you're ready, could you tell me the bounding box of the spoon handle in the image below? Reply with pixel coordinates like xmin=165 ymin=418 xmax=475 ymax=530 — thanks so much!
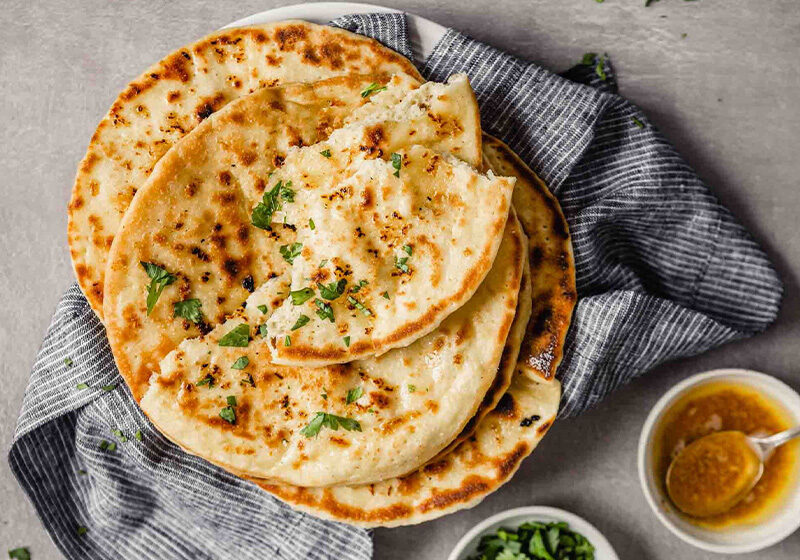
xmin=758 ymin=425 xmax=800 ymax=450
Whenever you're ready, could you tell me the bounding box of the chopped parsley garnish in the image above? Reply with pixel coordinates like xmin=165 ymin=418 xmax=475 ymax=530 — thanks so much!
xmin=318 ymin=278 xmax=347 ymax=300
xmin=231 ymin=356 xmax=249 ymax=370
xmin=76 ymin=382 xmax=89 ymax=390
xmin=347 ymin=296 xmax=372 ymax=316
xmin=8 ymin=548 xmax=30 ymax=560
xmin=219 ymin=395 xmax=237 ymax=424
xmin=394 ymin=255 xmax=410 ymax=273
xmin=632 ymin=117 xmax=645 ymax=128
xmin=251 ymin=180 xmax=296 ymax=230
xmin=346 ymin=386 xmax=363 ymax=404
xmin=319 ymin=259 xmax=328 ymax=268
xmin=314 ymin=299 xmax=335 ymax=322
xmin=466 ymin=520 xmax=595 ymax=560
xmin=320 ymin=149 xmax=331 ymax=158
xmin=140 ymin=261 xmax=176 ymax=315
xmin=196 ymin=373 xmax=215 ymax=388
xmin=594 ymin=54 xmax=608 ymax=81
xmin=402 ymin=244 xmax=412 ymax=256
xmin=101 ymin=384 xmax=116 ymax=392
xmin=257 ymin=304 xmax=268 ymax=314
xmin=285 ymin=335 xmax=291 ymax=346
xmin=390 ymin=152 xmax=402 ymax=177
xmin=343 ymin=335 xmax=351 ymax=347
xmin=218 ymin=324 xmax=250 ymax=347
xmin=280 ymin=242 xmax=303 ymax=264
xmin=99 ymin=440 xmax=116 ymax=452
xmin=241 ymin=373 xmax=256 ymax=387
xmin=290 ymin=287 xmax=315 ymax=305
xmin=259 ymin=323 xmax=268 ymax=338
xmin=350 ymin=279 xmax=368 ymax=293
xmin=321 ymin=388 xmax=328 ymax=400
xmin=308 ymin=217 xmax=316 ymax=230
xmin=300 ymin=412 xmax=362 ymax=438
xmin=135 ymin=430 xmax=143 ymax=441
xmin=382 ymin=291 xmax=390 ymax=300
xmin=408 ymin=385 xmax=416 ymax=393
xmin=77 ymin=526 xmax=88 ymax=537
xmin=360 ymin=82 xmax=387 ymax=98
xmin=173 ymin=298 xmax=203 ymax=324
xmin=64 ymin=357 xmax=73 ymax=367
xmin=112 ymin=429 xmax=127 ymax=443
xmin=291 ymin=314 xmax=310 ymax=330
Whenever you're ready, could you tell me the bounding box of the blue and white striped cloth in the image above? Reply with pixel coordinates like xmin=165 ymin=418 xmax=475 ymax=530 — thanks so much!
xmin=9 ymin=13 xmax=781 ymax=559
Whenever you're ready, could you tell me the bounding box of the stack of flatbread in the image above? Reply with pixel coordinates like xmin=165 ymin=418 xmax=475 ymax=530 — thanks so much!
xmin=68 ymin=21 xmax=576 ymax=527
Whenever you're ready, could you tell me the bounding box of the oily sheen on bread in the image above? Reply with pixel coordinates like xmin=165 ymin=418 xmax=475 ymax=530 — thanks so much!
xmin=139 ymin=213 xmax=526 ymax=487
xmin=253 ymin=135 xmax=576 ymax=526
xmin=68 ymin=21 xmax=422 ymax=318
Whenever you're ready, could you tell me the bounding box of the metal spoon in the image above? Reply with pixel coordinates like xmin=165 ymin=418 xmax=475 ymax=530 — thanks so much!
xmin=666 ymin=426 xmax=800 ymax=518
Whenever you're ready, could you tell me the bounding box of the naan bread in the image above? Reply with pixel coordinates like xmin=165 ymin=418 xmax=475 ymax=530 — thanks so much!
xmin=103 ymin=74 xmax=418 ymax=400
xmin=104 ymin=74 xmax=498 ymax=399
xmin=139 ymin=213 xmax=526 ymax=486
xmin=68 ymin=21 xmax=422 ymax=318
xmin=482 ymin=135 xmax=577 ymax=379
xmin=254 ymin=135 xmax=576 ymax=526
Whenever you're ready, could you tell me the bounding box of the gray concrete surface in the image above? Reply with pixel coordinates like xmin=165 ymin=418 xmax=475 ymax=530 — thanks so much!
xmin=2 ymin=0 xmax=799 ymax=558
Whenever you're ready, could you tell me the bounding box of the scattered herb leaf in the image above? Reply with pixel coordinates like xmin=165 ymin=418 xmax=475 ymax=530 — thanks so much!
xmin=218 ymin=324 xmax=250 ymax=347
xmin=391 ymin=152 xmax=402 ymax=177
xmin=347 ymin=296 xmax=372 ymax=316
xmin=173 ymin=298 xmax=203 ymax=324
xmin=318 ymin=278 xmax=347 ymax=300
xmin=360 ymin=82 xmax=387 ymax=98
xmin=76 ymin=383 xmax=89 ymax=390
xmin=300 ymin=412 xmax=362 ymax=437
xmin=346 ymin=386 xmax=363 ymax=404
xmin=291 ymin=314 xmax=310 ymax=330
xmin=231 ymin=356 xmax=249 ymax=370
xmin=257 ymin=304 xmax=268 ymax=314
xmin=196 ymin=374 xmax=215 ymax=388
xmin=140 ymin=262 xmax=176 ymax=315
xmin=314 ymin=299 xmax=335 ymax=322
xmin=280 ymin=242 xmax=303 ymax=264
xmin=64 ymin=357 xmax=73 ymax=367
xmin=343 ymin=335 xmax=351 ymax=347
xmin=320 ymin=149 xmax=331 ymax=158
xmin=290 ymin=287 xmax=315 ymax=305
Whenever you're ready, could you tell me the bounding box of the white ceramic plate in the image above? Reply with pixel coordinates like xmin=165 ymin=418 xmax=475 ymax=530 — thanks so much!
xmin=223 ymin=2 xmax=447 ymax=65
xmin=447 ymin=506 xmax=619 ymax=560
xmin=638 ymin=368 xmax=800 ymax=554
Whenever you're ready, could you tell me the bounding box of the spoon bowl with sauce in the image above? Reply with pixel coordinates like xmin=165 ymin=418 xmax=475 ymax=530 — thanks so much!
xmin=666 ymin=427 xmax=800 ymax=518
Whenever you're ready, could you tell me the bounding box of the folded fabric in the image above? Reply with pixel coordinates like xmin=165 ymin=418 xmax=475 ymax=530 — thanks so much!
xmin=9 ymin=12 xmax=781 ymax=560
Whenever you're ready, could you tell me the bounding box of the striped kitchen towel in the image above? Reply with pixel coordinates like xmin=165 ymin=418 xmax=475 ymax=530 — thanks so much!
xmin=9 ymin=12 xmax=782 ymax=560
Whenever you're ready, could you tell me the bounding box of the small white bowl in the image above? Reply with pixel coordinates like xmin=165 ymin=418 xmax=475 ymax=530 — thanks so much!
xmin=447 ymin=506 xmax=619 ymax=560
xmin=638 ymin=368 xmax=800 ymax=554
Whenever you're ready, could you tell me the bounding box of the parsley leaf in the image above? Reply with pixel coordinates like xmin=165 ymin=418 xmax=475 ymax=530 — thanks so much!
xmin=315 ymin=279 xmax=346 ymax=301
xmin=314 ymin=299 xmax=335 ymax=322
xmin=360 ymin=82 xmax=387 ymax=98
xmin=394 ymin=255 xmax=410 ymax=273
xmin=343 ymin=336 xmax=350 ymax=347
xmin=280 ymin=242 xmax=303 ymax=264
xmin=408 ymin=384 xmax=416 ymax=393
xmin=140 ymin=261 xmax=176 ymax=315
xmin=300 ymin=412 xmax=362 ymax=437
xmin=257 ymin=304 xmax=268 ymax=314
xmin=347 ymin=296 xmax=372 ymax=316
xmin=350 ymin=279 xmax=368 ymax=293
xmin=173 ymin=298 xmax=203 ymax=324
xmin=259 ymin=323 xmax=268 ymax=338
xmin=581 ymin=52 xmax=598 ymax=66
xmin=196 ymin=373 xmax=215 ymax=388
xmin=64 ymin=357 xmax=73 ymax=367
xmin=76 ymin=382 xmax=89 ymax=390
xmin=346 ymin=386 xmax=363 ymax=404
xmin=320 ymin=149 xmax=331 ymax=158
xmin=112 ymin=429 xmax=127 ymax=443
xmin=251 ymin=180 xmax=296 ymax=230
xmin=77 ymin=526 xmax=88 ymax=537
xmin=632 ymin=116 xmax=645 ymax=128
xmin=220 ymin=396 xmax=237 ymax=424
xmin=284 ymin=335 xmax=291 ymax=346
xmin=382 ymin=291 xmax=390 ymax=300
xmin=291 ymin=314 xmax=310 ymax=330
xmin=391 ymin=152 xmax=402 ymax=177
xmin=218 ymin=324 xmax=250 ymax=347
xmin=101 ymin=384 xmax=116 ymax=392
xmin=231 ymin=356 xmax=249 ymax=370
xmin=241 ymin=373 xmax=256 ymax=387
xmin=8 ymin=548 xmax=30 ymax=560
xmin=135 ymin=430 xmax=143 ymax=441
xmin=290 ymin=287 xmax=315 ymax=305
xmin=402 ymin=244 xmax=412 ymax=256
xmin=308 ymin=217 xmax=316 ymax=229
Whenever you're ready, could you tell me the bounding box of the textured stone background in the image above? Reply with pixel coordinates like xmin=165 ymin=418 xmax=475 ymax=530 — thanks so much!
xmin=2 ymin=1 xmax=799 ymax=558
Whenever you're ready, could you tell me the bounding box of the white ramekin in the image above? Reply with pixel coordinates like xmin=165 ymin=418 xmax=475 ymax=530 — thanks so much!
xmin=638 ymin=368 xmax=800 ymax=554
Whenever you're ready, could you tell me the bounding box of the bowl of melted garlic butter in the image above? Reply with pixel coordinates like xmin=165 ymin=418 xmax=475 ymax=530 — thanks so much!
xmin=638 ymin=369 xmax=800 ymax=553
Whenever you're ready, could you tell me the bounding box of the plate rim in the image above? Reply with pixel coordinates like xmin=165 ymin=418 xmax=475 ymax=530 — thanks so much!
xmin=446 ymin=505 xmax=620 ymax=560
xmin=222 ymin=2 xmax=447 ymax=65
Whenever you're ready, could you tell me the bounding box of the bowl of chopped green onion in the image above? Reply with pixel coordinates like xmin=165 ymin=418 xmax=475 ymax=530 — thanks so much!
xmin=447 ymin=506 xmax=618 ymax=560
